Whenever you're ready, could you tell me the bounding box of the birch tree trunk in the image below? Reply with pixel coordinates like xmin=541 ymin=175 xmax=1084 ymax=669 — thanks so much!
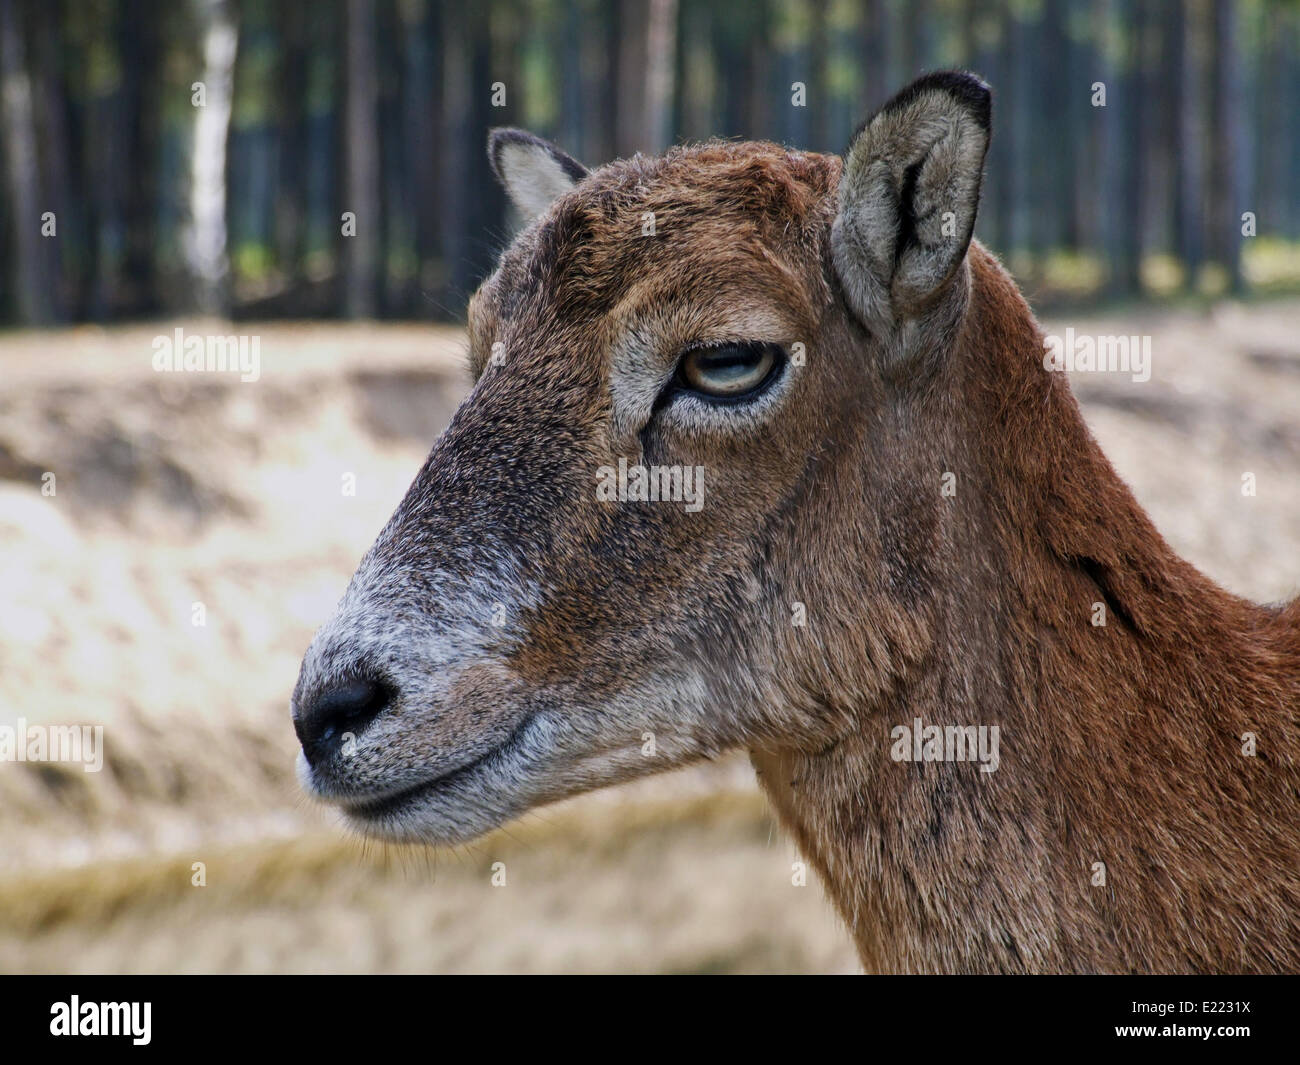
xmin=185 ymin=0 xmax=238 ymax=316
xmin=344 ymin=0 xmax=378 ymax=318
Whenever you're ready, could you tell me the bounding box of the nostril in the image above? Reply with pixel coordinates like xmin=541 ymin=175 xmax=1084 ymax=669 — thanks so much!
xmin=295 ymin=676 xmax=391 ymax=764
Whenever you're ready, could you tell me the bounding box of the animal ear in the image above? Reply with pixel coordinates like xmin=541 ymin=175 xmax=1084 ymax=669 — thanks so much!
xmin=488 ymin=129 xmax=588 ymax=221
xmin=832 ymin=71 xmax=991 ymax=323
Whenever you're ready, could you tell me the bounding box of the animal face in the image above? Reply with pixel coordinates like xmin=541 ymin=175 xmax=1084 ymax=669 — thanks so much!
xmin=292 ymin=73 xmax=992 ymax=846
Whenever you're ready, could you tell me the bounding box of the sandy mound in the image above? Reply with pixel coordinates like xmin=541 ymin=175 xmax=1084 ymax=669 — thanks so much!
xmin=1 ymin=304 xmax=1297 ymax=972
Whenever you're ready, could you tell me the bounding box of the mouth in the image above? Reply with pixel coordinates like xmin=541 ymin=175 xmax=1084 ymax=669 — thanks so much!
xmin=337 ymin=712 xmax=539 ymax=827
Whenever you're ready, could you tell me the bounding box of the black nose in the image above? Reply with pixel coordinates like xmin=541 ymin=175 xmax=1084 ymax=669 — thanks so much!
xmin=294 ymin=676 xmax=390 ymax=765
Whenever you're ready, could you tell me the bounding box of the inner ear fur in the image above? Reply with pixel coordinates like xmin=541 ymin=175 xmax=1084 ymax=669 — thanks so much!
xmin=488 ymin=128 xmax=589 ymax=222
xmin=832 ymin=71 xmax=991 ymax=326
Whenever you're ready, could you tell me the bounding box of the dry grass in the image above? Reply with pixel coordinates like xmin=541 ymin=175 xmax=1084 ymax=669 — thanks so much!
xmin=0 ymin=790 xmax=859 ymax=974
xmin=1 ymin=302 xmax=1298 ymax=973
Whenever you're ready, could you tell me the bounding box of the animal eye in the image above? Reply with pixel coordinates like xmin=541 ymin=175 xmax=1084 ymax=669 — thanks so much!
xmin=678 ymin=342 xmax=783 ymax=400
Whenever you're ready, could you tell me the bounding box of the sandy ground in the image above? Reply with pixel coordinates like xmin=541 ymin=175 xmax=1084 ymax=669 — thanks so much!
xmin=1 ymin=302 xmax=1298 ymax=973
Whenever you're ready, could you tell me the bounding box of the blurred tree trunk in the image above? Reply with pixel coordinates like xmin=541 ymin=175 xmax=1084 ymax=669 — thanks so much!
xmin=1041 ymin=0 xmax=1070 ymax=250
xmin=298 ymin=3 xmax=340 ymax=313
xmin=404 ymin=0 xmax=441 ymax=304
xmin=1003 ymin=3 xmax=1028 ymax=256
xmin=86 ymin=3 xmax=124 ymax=320
xmin=343 ymin=0 xmax=378 ymax=317
xmin=186 ymin=0 xmax=238 ymax=315
xmin=1 ymin=0 xmax=54 ymax=322
xmin=711 ymin=8 xmax=739 ymax=138
xmin=1032 ymin=0 xmax=1069 ymax=249
xmin=807 ymin=0 xmax=830 ymax=152
xmin=1093 ymin=0 xmax=1122 ymax=289
xmin=1114 ymin=0 xmax=1148 ymax=296
xmin=376 ymin=0 xmax=399 ymax=315
xmin=438 ymin=3 xmax=498 ymax=302
xmin=469 ymin=5 xmax=505 ymax=277
xmin=678 ymin=0 xmax=713 ymax=143
xmin=644 ymin=0 xmax=677 ymax=152
xmin=1155 ymin=0 xmax=1179 ymax=258
xmin=614 ymin=0 xmax=648 ymax=155
xmin=713 ymin=2 xmax=767 ymax=142
xmin=963 ymin=0 xmax=999 ymax=247
xmin=1286 ymin=8 xmax=1300 ymax=239
xmin=991 ymin=1 xmax=1029 ymax=257
xmin=744 ymin=2 xmax=770 ymax=141
xmin=490 ymin=2 xmax=523 ymax=134
xmin=439 ymin=0 xmax=470 ymax=305
xmin=1172 ymin=0 xmax=1203 ymax=288
xmin=559 ymin=0 xmax=584 ymax=156
xmin=1062 ymin=2 xmax=1086 ymax=249
xmin=31 ymin=0 xmax=72 ymax=319
xmin=275 ymin=1 xmax=308 ymax=292
xmin=1256 ymin=1 xmax=1286 ymax=244
xmin=590 ymin=0 xmax=618 ymax=163
xmin=120 ymin=0 xmax=161 ymax=315
xmin=1022 ymin=6 xmax=1045 ymax=258
xmin=859 ymin=0 xmax=888 ymax=111
xmin=613 ymin=0 xmax=676 ymax=154
xmin=901 ymin=0 xmax=930 ymax=80
xmin=1288 ymin=8 xmax=1300 ymax=240
xmin=1209 ymin=0 xmax=1246 ymax=293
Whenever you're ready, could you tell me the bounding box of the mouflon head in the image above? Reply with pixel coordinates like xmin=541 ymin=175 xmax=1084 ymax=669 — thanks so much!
xmin=291 ymin=72 xmax=993 ymax=844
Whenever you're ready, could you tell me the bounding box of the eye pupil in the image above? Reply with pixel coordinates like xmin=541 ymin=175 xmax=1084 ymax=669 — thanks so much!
xmin=680 ymin=342 xmax=781 ymax=400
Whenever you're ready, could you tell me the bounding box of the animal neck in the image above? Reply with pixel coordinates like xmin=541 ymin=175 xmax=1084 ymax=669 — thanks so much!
xmin=753 ymin=243 xmax=1300 ymax=973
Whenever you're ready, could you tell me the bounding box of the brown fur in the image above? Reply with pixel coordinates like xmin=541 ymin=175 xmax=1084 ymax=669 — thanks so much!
xmin=754 ymin=241 xmax=1300 ymax=972
xmin=294 ymin=81 xmax=1300 ymax=974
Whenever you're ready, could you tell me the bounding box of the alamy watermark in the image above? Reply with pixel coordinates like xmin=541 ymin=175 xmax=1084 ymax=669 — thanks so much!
xmin=890 ymin=717 xmax=1001 ymax=774
xmin=152 ymin=327 xmax=260 ymax=382
xmin=50 ymin=997 xmax=150 ymax=1045
xmin=1043 ymin=328 xmax=1151 ymax=383
xmin=0 ymin=719 xmax=104 ymax=772
xmin=595 ymin=458 xmax=705 ymax=512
